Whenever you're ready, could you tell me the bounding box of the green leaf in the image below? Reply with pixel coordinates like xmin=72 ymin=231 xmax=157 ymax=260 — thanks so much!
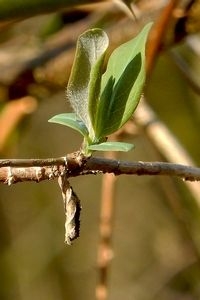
xmin=48 ymin=113 xmax=88 ymax=137
xmin=88 ymin=141 xmax=134 ymax=152
xmin=94 ymin=22 xmax=152 ymax=138
xmin=66 ymin=28 xmax=109 ymax=137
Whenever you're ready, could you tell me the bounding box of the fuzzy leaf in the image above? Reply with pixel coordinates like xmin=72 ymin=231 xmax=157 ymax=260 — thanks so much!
xmin=95 ymin=23 xmax=152 ymax=138
xmin=88 ymin=141 xmax=134 ymax=152
xmin=48 ymin=113 xmax=88 ymax=137
xmin=66 ymin=28 xmax=109 ymax=136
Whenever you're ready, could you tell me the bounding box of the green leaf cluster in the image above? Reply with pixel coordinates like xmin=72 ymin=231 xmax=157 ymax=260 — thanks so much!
xmin=49 ymin=23 xmax=152 ymax=155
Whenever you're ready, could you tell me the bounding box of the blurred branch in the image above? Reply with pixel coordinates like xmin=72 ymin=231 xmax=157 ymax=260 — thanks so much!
xmin=0 ymin=13 xmax=97 ymax=91
xmin=169 ymin=48 xmax=200 ymax=95
xmin=0 ymin=0 xmax=106 ymax=20
xmin=0 ymin=96 xmax=37 ymax=151
xmin=134 ymin=99 xmax=200 ymax=200
xmin=134 ymin=100 xmax=196 ymax=166
xmin=146 ymin=0 xmax=180 ymax=74
xmin=96 ymin=136 xmax=118 ymax=300
xmin=0 ymin=155 xmax=200 ymax=184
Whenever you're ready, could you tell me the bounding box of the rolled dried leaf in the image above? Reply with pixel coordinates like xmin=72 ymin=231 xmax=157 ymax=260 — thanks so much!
xmin=58 ymin=175 xmax=81 ymax=245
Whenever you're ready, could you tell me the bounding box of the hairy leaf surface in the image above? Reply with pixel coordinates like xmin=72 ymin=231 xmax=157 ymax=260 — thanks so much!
xmin=66 ymin=28 xmax=109 ymax=137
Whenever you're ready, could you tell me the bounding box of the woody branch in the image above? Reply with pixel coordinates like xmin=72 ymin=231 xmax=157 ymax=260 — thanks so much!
xmin=0 ymin=154 xmax=200 ymax=184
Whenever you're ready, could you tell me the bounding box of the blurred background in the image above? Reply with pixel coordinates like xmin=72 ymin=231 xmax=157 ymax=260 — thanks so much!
xmin=0 ymin=0 xmax=200 ymax=299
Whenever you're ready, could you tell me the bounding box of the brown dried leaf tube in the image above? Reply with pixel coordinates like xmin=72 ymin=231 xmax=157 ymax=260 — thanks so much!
xmin=58 ymin=174 xmax=81 ymax=245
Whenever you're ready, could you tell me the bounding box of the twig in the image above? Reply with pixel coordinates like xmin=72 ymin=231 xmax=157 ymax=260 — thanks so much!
xmin=0 ymin=155 xmax=200 ymax=184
